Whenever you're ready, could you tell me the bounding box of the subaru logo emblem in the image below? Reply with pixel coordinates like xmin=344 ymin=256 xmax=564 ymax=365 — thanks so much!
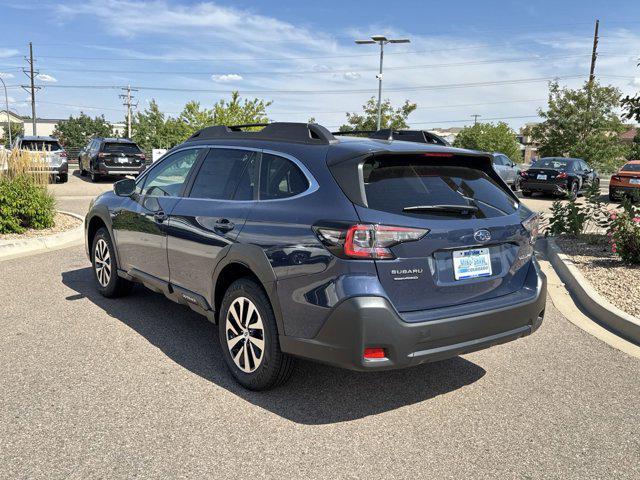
xmin=474 ymin=229 xmax=491 ymax=243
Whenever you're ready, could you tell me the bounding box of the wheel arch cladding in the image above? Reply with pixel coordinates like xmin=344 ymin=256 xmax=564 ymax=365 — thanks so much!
xmin=212 ymin=245 xmax=284 ymax=332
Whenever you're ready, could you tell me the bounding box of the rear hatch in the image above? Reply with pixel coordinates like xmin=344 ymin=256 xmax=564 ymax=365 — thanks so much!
xmin=100 ymin=142 xmax=144 ymax=167
xmin=20 ymin=139 xmax=66 ymax=167
xmin=329 ymin=151 xmax=536 ymax=313
xmin=522 ymin=158 xmax=571 ymax=183
xmin=615 ymin=164 xmax=640 ymax=186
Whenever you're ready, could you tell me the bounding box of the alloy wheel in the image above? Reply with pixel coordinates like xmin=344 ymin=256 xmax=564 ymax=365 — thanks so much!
xmin=94 ymin=238 xmax=111 ymax=287
xmin=225 ymin=297 xmax=265 ymax=373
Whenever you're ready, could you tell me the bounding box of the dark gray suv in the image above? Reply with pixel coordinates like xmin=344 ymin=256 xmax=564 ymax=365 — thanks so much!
xmin=85 ymin=123 xmax=546 ymax=390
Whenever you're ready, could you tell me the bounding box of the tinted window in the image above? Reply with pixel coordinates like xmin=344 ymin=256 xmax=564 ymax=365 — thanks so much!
xmin=21 ymin=140 xmax=62 ymax=151
xmin=141 ymin=148 xmax=202 ymax=197
xmin=363 ymin=156 xmax=517 ymax=218
xmin=103 ymin=142 xmax=142 ymax=154
xmin=532 ymin=158 xmax=570 ymax=171
xmin=259 ymin=153 xmax=309 ymax=200
xmin=492 ymin=156 xmax=505 ymax=166
xmin=190 ymin=148 xmax=257 ymax=200
xmin=621 ymin=163 xmax=640 ymax=172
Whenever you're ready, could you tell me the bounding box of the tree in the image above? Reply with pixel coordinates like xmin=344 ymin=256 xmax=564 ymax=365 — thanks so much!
xmin=339 ymin=97 xmax=417 ymax=132
xmin=131 ymin=100 xmax=188 ymax=150
xmin=1 ymin=122 xmax=24 ymax=147
xmin=530 ymin=81 xmax=629 ymax=172
xmin=178 ymin=100 xmax=214 ymax=134
xmin=453 ymin=122 xmax=522 ymax=161
xmin=629 ymin=131 xmax=640 ymax=161
xmin=52 ymin=113 xmax=112 ymax=149
xmin=212 ymin=91 xmax=271 ymax=126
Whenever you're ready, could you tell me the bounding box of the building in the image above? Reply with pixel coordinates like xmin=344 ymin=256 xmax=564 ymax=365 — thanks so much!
xmin=1 ymin=110 xmax=125 ymax=141
xmin=427 ymin=127 xmax=463 ymax=144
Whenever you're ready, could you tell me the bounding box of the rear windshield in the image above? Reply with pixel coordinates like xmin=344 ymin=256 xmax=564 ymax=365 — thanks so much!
xmin=21 ymin=140 xmax=62 ymax=151
xmin=363 ymin=156 xmax=517 ymax=218
xmin=531 ymin=158 xmax=570 ymax=170
xmin=621 ymin=163 xmax=640 ymax=172
xmin=103 ymin=142 xmax=142 ymax=154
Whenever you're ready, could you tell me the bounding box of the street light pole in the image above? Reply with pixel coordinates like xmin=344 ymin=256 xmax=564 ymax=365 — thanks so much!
xmin=0 ymin=76 xmax=12 ymax=146
xmin=355 ymin=35 xmax=410 ymax=131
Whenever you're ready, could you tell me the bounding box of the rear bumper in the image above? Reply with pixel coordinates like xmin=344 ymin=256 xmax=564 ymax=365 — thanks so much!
xmin=97 ymin=163 xmax=142 ymax=176
xmin=280 ymin=259 xmax=547 ymax=371
xmin=609 ymin=185 xmax=640 ymax=198
xmin=521 ymin=180 xmax=568 ymax=194
xmin=29 ymin=162 xmax=68 ymax=177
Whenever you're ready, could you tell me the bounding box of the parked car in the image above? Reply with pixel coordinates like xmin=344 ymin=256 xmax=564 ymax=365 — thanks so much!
xmin=13 ymin=135 xmax=68 ymax=183
xmin=491 ymin=153 xmax=521 ymax=191
xmin=79 ymin=138 xmax=146 ymax=182
xmin=84 ymin=123 xmax=546 ymax=390
xmin=520 ymin=157 xmax=599 ymax=199
xmin=609 ymin=161 xmax=640 ymax=202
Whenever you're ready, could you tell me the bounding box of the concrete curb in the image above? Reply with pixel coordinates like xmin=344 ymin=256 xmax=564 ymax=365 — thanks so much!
xmin=544 ymin=236 xmax=640 ymax=344
xmin=0 ymin=210 xmax=84 ymax=261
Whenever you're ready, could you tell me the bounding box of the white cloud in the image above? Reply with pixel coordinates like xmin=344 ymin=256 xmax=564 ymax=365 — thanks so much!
xmin=0 ymin=48 xmax=19 ymax=58
xmin=0 ymin=72 xmax=15 ymax=79
xmin=36 ymin=74 xmax=58 ymax=83
xmin=211 ymin=74 xmax=243 ymax=83
xmin=341 ymin=72 xmax=361 ymax=81
xmin=630 ymin=77 xmax=640 ymax=88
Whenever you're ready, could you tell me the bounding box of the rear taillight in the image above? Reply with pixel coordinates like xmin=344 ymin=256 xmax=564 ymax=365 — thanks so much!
xmin=611 ymin=175 xmax=621 ymax=182
xmin=522 ymin=213 xmax=539 ymax=244
xmin=97 ymin=152 xmax=106 ymax=158
xmin=556 ymin=172 xmax=568 ymax=179
xmin=520 ymin=171 xmax=528 ymax=178
xmin=60 ymin=151 xmax=67 ymax=158
xmin=136 ymin=153 xmax=146 ymax=159
xmin=315 ymin=224 xmax=428 ymax=260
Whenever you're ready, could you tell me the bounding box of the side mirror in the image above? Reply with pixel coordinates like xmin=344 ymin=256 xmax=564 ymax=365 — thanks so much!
xmin=114 ymin=178 xmax=136 ymax=197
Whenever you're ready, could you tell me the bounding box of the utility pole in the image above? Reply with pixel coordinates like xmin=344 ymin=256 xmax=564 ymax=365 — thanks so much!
xmin=355 ymin=36 xmax=410 ymax=131
xmin=589 ymin=19 xmax=599 ymax=84
xmin=120 ymin=85 xmax=138 ymax=138
xmin=471 ymin=114 xmax=481 ymax=125
xmin=0 ymin=76 xmax=12 ymax=146
xmin=21 ymin=42 xmax=40 ymax=136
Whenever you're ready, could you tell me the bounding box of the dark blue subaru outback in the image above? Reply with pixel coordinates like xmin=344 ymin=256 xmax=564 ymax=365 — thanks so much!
xmin=85 ymin=123 xmax=546 ymax=390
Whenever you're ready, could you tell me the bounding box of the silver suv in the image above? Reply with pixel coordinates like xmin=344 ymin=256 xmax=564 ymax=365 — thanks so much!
xmin=491 ymin=152 xmax=521 ymax=191
xmin=14 ymin=135 xmax=69 ymax=183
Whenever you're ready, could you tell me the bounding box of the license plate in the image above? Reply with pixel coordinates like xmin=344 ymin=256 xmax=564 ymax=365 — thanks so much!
xmin=630 ymin=178 xmax=640 ymax=185
xmin=117 ymin=157 xmax=129 ymax=164
xmin=453 ymin=248 xmax=492 ymax=280
xmin=537 ymin=174 xmax=547 ymax=180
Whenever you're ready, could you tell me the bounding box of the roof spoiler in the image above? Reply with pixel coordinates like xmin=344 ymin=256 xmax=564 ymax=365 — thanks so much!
xmin=186 ymin=122 xmax=336 ymax=145
xmin=332 ymin=129 xmax=450 ymax=146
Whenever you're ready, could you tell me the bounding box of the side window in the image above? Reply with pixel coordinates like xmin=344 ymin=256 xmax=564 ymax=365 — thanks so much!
xmin=189 ymin=149 xmax=257 ymax=200
xmin=141 ymin=148 xmax=202 ymax=197
xmin=502 ymin=155 xmax=513 ymax=166
xmin=492 ymin=156 xmax=502 ymax=166
xmin=259 ymin=153 xmax=309 ymax=200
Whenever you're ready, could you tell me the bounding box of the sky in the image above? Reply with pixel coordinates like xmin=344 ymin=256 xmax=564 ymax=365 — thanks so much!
xmin=0 ymin=0 xmax=639 ymax=132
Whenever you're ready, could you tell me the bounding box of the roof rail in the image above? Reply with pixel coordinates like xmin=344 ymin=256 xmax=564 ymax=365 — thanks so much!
xmin=332 ymin=128 xmax=450 ymax=146
xmin=186 ymin=122 xmax=336 ymax=145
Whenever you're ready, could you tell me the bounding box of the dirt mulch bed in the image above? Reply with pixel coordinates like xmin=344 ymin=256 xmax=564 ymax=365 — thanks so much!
xmin=555 ymin=235 xmax=640 ymax=319
xmin=0 ymin=212 xmax=82 ymax=241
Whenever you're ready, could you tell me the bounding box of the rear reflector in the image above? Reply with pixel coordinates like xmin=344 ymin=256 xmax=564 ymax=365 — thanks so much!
xmin=364 ymin=348 xmax=386 ymax=359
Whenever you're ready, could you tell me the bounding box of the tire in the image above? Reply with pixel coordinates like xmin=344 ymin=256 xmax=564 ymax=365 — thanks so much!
xmin=90 ymin=171 xmax=101 ymax=183
xmin=59 ymin=173 xmax=68 ymax=183
xmin=91 ymin=227 xmax=133 ymax=298
xmin=522 ymin=190 xmax=532 ymax=197
xmin=218 ymin=278 xmax=295 ymax=390
xmin=609 ymin=190 xmax=619 ymax=203
xmin=79 ymin=160 xmax=87 ymax=176
xmin=568 ymin=181 xmax=579 ymax=200
xmin=511 ymin=177 xmax=520 ymax=191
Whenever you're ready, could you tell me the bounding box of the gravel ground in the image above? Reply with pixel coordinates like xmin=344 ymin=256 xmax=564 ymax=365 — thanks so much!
xmin=0 ymin=211 xmax=81 ymax=241
xmin=556 ymin=235 xmax=640 ymax=318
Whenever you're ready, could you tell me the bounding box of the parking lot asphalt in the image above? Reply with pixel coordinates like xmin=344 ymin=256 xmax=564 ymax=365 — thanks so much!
xmin=2 ymin=169 xmax=637 ymax=479
xmin=1 ymin=245 xmax=639 ymax=479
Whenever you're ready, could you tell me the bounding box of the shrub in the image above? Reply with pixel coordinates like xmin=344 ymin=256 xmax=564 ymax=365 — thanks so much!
xmin=0 ymin=175 xmax=55 ymax=234
xmin=608 ymin=199 xmax=640 ymax=264
xmin=548 ymin=198 xmax=587 ymax=236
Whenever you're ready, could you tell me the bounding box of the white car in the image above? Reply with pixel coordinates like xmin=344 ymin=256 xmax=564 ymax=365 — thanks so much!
xmin=13 ymin=135 xmax=69 ymax=183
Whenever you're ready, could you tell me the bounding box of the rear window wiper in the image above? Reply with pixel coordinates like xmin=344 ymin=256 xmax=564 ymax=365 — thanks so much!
xmin=403 ymin=204 xmax=479 ymax=215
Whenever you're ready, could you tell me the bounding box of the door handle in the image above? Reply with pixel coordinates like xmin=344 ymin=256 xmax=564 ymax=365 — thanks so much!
xmin=154 ymin=211 xmax=167 ymax=223
xmin=214 ymin=218 xmax=235 ymax=232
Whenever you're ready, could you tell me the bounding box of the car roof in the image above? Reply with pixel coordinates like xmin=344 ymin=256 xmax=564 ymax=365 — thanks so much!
xmin=20 ymin=135 xmax=59 ymax=141
xmin=538 ymin=157 xmax=582 ymax=162
xmin=97 ymin=138 xmax=136 ymax=143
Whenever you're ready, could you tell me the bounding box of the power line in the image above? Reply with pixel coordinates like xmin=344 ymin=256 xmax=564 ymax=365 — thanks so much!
xmin=20 ymin=74 xmax=584 ymax=95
